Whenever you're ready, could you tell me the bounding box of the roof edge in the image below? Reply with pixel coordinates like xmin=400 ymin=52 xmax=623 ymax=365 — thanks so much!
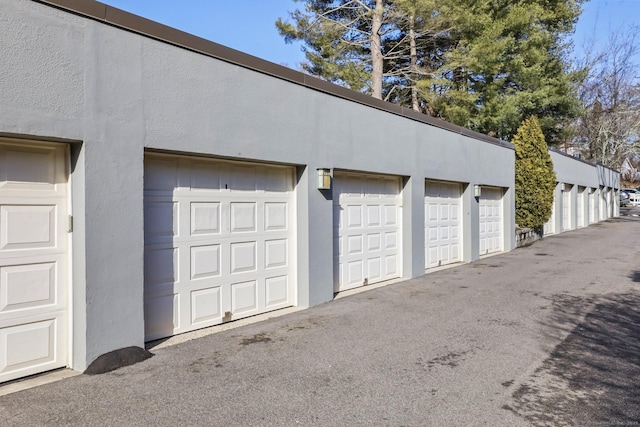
xmin=548 ymin=147 xmax=620 ymax=173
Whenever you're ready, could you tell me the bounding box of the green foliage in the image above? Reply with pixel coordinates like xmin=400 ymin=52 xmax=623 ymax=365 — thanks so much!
xmin=513 ymin=116 xmax=557 ymax=229
xmin=275 ymin=1 xmax=386 ymax=93
xmin=277 ymin=0 xmax=584 ymax=145
xmin=416 ymin=0 xmax=584 ymax=145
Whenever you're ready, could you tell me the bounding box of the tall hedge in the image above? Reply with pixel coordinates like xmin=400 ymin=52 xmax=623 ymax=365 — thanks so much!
xmin=514 ymin=116 xmax=556 ymax=229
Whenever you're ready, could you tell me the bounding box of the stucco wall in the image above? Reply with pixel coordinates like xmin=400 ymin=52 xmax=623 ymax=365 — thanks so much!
xmin=2 ymin=0 xmax=516 ymax=370
xmin=546 ymin=150 xmax=620 ymax=233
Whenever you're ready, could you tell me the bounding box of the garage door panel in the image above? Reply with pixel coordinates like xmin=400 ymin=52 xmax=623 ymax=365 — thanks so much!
xmin=264 ymin=202 xmax=288 ymax=231
xmin=367 ymin=258 xmax=381 ymax=281
xmin=0 ymin=205 xmax=56 ymax=252
xmin=439 ymin=205 xmax=449 ymax=221
xmin=384 ymin=232 xmax=397 ymax=250
xmin=426 ymin=227 xmax=437 ymax=242
xmin=145 ymin=201 xmax=178 ymax=240
xmin=346 ymin=205 xmax=363 ymax=228
xmin=231 ymin=280 xmax=258 ymax=314
xmin=190 ymin=245 xmax=221 ymax=279
xmin=440 ymin=226 xmax=450 ymax=240
xmin=439 ymin=246 xmax=449 ymax=264
xmin=344 ymin=177 xmax=362 ymax=195
xmin=230 ymin=202 xmax=257 ymax=233
xmin=265 ymin=276 xmax=289 ymax=308
xmin=0 ymin=262 xmax=56 ymax=313
xmin=384 ymin=255 xmax=397 ymax=276
xmin=451 ymin=224 xmax=459 ymax=239
xmin=144 ymin=294 xmax=178 ymax=339
xmin=145 ymin=247 xmax=178 ymax=286
xmin=347 ymin=235 xmax=363 ymax=255
xmin=0 ymin=144 xmax=61 ymax=191
xmin=230 ymin=242 xmax=257 ymax=274
xmin=427 ymin=247 xmax=438 ymax=263
xmin=1 ymin=319 xmax=55 ymax=372
xmin=145 ymin=157 xmax=179 ymax=192
xmin=346 ymin=260 xmax=364 ymax=286
xmin=190 ymin=202 xmax=219 ymax=235
xmin=450 ymin=243 xmax=460 ymax=262
xmin=367 ymin=205 xmax=381 ymax=227
xmin=190 ymin=287 xmax=222 ymax=325
xmin=384 ymin=205 xmax=397 ymax=226
xmin=264 ymin=239 xmax=288 ymax=269
xmin=260 ymin=168 xmax=292 ymax=192
xmin=190 ymin=162 xmax=221 ymax=191
xmin=0 ymin=311 xmax=66 ymax=380
xmin=427 ymin=204 xmax=438 ymax=221
xmin=226 ymin=165 xmax=256 ymax=192
xmin=367 ymin=233 xmax=381 ymax=251
xmin=451 ymin=205 xmax=459 ymax=221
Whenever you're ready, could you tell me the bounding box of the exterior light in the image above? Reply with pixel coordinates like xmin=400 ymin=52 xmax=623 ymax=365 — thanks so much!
xmin=560 ymin=183 xmax=566 ymax=191
xmin=317 ymin=168 xmax=331 ymax=190
xmin=474 ymin=184 xmax=482 ymax=198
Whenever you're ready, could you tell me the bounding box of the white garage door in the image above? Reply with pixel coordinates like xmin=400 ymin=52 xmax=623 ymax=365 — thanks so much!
xmin=577 ymin=186 xmax=586 ymax=227
xmin=144 ymin=155 xmax=295 ymax=341
xmin=562 ymin=186 xmax=572 ymax=231
xmin=334 ymin=173 xmax=401 ymax=292
xmin=589 ymin=189 xmax=596 ymax=223
xmin=425 ymin=180 xmax=462 ymax=269
xmin=0 ymin=140 xmax=69 ymax=383
xmin=543 ymin=198 xmax=556 ymax=235
xmin=479 ymin=187 xmax=503 ymax=255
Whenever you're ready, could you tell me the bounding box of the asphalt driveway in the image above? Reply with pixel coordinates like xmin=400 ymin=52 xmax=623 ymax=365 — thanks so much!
xmin=2 ymin=214 xmax=640 ymax=426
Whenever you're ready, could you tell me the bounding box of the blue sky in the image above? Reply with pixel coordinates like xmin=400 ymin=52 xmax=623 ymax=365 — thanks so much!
xmin=101 ymin=0 xmax=639 ymax=68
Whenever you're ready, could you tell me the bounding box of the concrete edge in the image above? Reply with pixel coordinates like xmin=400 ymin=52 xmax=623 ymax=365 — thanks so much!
xmin=0 ymin=369 xmax=81 ymax=397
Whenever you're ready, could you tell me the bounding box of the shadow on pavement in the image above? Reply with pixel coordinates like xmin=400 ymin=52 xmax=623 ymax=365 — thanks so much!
xmin=504 ymin=291 xmax=640 ymax=426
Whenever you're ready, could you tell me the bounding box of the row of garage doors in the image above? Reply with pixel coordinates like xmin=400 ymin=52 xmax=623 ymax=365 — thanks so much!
xmin=143 ymin=155 xmax=504 ymax=341
xmin=0 ymin=146 xmax=505 ymax=382
xmin=543 ymin=186 xmax=612 ymax=235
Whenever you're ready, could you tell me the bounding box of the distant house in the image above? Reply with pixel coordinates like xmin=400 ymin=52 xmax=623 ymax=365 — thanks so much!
xmin=620 ymin=158 xmax=640 ymax=182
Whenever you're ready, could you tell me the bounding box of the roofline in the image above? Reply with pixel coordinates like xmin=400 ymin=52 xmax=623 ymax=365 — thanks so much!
xmin=33 ymin=0 xmax=514 ymax=151
xmin=548 ymin=147 xmax=620 ymax=174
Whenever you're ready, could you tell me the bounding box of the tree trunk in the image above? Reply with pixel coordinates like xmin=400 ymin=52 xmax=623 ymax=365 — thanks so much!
xmin=409 ymin=12 xmax=419 ymax=112
xmin=371 ymin=0 xmax=385 ymax=100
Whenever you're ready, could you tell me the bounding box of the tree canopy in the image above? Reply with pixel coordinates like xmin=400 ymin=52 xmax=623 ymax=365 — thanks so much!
xmin=569 ymin=28 xmax=640 ymax=171
xmin=277 ymin=0 xmax=584 ymax=145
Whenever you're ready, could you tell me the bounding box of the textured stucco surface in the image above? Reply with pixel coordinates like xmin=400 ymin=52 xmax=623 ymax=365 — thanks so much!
xmin=0 ymin=1 xmax=85 ymax=140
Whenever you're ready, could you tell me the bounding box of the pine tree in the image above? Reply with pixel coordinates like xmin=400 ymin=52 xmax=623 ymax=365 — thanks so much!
xmin=276 ymin=0 xmax=390 ymax=99
xmin=417 ymin=0 xmax=584 ymax=145
xmin=513 ymin=116 xmax=556 ymax=230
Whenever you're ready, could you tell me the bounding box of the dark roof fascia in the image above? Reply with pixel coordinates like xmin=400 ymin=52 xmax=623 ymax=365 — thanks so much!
xmin=548 ymin=147 xmax=620 ymax=174
xmin=33 ymin=0 xmax=514 ymax=151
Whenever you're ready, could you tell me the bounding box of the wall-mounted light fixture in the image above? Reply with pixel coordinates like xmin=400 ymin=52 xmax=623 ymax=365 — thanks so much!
xmin=588 ymin=187 xmax=593 ymax=194
xmin=317 ymin=168 xmax=331 ymax=190
xmin=560 ymin=183 xmax=566 ymax=192
xmin=474 ymin=184 xmax=482 ymax=198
